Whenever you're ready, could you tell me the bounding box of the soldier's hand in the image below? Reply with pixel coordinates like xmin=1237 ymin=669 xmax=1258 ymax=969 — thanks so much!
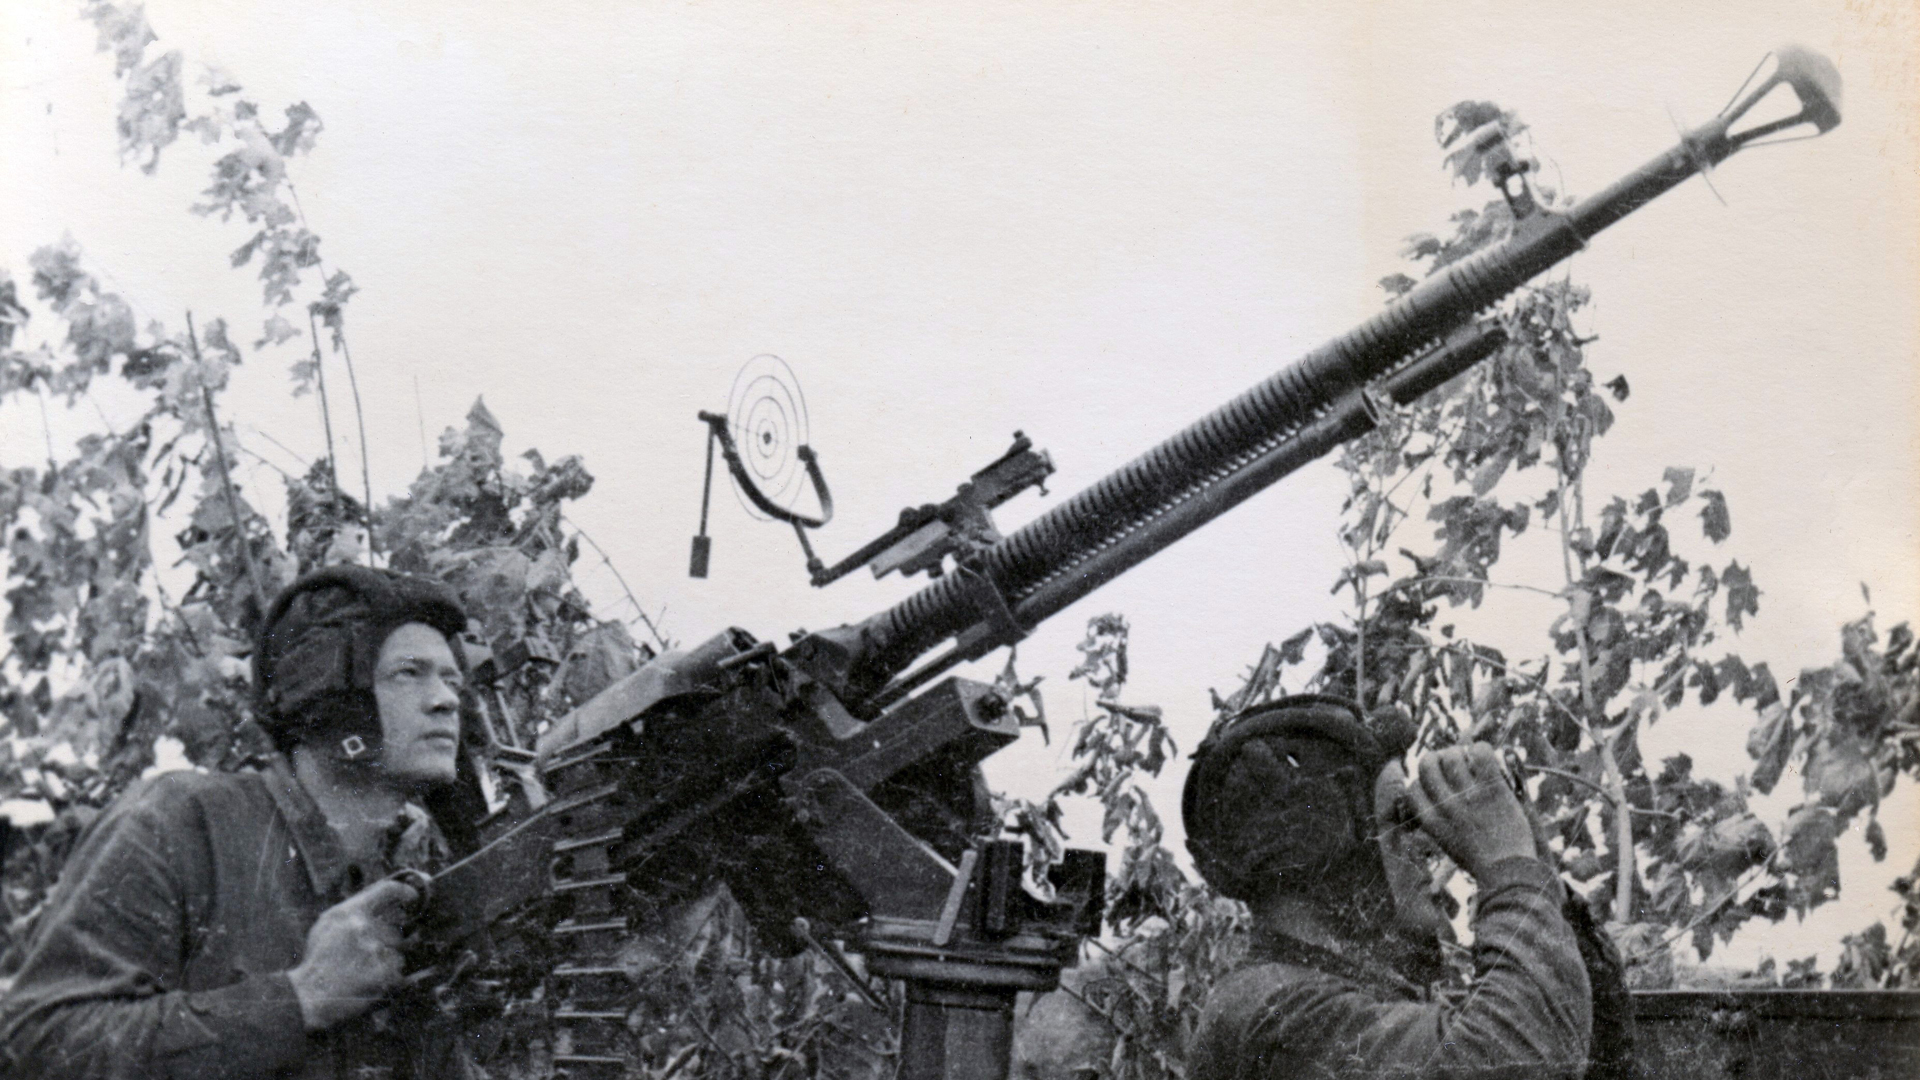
xmin=1403 ymin=745 xmax=1537 ymax=879
xmin=287 ymin=877 xmax=419 ymax=1031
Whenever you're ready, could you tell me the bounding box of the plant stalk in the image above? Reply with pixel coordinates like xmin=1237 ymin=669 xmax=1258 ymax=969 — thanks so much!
xmin=305 ymin=308 xmax=339 ymax=492
xmin=186 ymin=311 xmax=269 ymax=615
xmin=328 ymin=325 xmax=376 ymax=567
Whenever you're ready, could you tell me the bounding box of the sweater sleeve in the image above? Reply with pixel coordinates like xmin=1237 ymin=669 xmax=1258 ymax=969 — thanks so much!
xmin=1197 ymin=857 xmax=1592 ymax=1080
xmin=0 ymin=779 xmax=312 ymax=1080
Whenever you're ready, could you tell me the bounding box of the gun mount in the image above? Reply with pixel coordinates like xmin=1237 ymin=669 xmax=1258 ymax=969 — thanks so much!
xmin=414 ymin=47 xmax=1841 ymax=1080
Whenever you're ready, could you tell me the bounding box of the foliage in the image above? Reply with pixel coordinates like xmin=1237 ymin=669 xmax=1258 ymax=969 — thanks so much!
xmin=1287 ymin=111 xmax=1920 ymax=976
xmin=1036 ymin=616 xmax=1247 ymax=1080
xmin=1240 ymin=101 xmax=1914 ymax=985
xmin=591 ymin=887 xmax=897 ymax=1080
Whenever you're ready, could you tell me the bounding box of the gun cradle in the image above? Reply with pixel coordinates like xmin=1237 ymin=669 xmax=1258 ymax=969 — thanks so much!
xmin=410 ymin=630 xmax=1103 ymax=1079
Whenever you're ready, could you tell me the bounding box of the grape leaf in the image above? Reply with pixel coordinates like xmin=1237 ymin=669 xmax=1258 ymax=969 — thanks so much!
xmin=1722 ymin=561 xmax=1760 ymax=631
xmin=1661 ymin=467 xmax=1694 ymax=507
xmin=1699 ymin=489 xmax=1731 ymax=543
xmin=1803 ymin=725 xmax=1877 ymax=817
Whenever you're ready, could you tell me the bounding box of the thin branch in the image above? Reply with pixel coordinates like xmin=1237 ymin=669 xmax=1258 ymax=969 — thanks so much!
xmin=186 ymin=311 xmax=269 ymax=615
xmin=1086 ymin=936 xmax=1167 ymax=989
xmin=677 ymin=1003 xmax=740 ymax=1072
xmin=561 ymin=512 xmax=671 ymax=649
xmin=1378 ymin=409 xmax=1467 ymax=507
xmin=285 ymin=179 xmax=371 ymax=554
xmin=1522 ymin=763 xmax=1616 ymax=804
xmin=1376 ymin=575 xmax=1565 ymax=602
xmin=1428 ymin=640 xmax=1580 ymax=730
xmin=1554 ymin=447 xmax=1635 ymax=920
xmin=152 ymin=579 xmax=203 ymax=659
xmin=1410 ymin=685 xmax=1450 ymax=753
xmin=89 ymin=397 xmax=118 ymax=437
xmin=230 ymin=439 xmax=294 ymax=481
xmin=1520 ymin=764 xmax=1678 ymax=819
xmin=1624 ymin=864 xmax=1767 ymax=965
xmin=655 ymin=1044 xmax=700 ymax=1080
xmin=1355 ymin=569 xmax=1368 ymax=705
xmin=1883 ymin=924 xmax=1913 ymax=989
xmin=35 ymin=381 xmax=56 ymax=468
xmin=241 ymin=422 xmax=312 ymax=474
xmin=1342 ymin=404 xmax=1471 ymax=708
xmin=328 ymin=327 xmax=376 ymax=568
xmin=304 ymin=308 xmax=339 ymax=490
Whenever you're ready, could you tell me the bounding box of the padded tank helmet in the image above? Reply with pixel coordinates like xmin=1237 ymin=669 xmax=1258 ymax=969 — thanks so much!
xmin=253 ymin=565 xmax=470 ymax=764
xmin=1181 ymin=694 xmax=1415 ymax=902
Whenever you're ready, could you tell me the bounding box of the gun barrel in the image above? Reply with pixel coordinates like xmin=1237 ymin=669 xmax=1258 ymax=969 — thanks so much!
xmin=1008 ymin=321 xmax=1509 ymax=632
xmin=819 ymin=48 xmax=1840 ymax=707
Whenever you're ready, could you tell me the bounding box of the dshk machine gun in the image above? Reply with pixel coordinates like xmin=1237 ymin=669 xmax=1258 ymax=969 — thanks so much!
xmin=408 ymin=48 xmax=1841 ymax=1080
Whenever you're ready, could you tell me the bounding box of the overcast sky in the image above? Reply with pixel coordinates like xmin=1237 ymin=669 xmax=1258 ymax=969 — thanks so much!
xmin=4 ymin=0 xmax=1916 ymax=968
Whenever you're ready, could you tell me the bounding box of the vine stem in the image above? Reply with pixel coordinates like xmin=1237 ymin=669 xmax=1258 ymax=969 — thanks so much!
xmin=1624 ymin=864 xmax=1767 ymax=965
xmin=304 ymin=307 xmax=339 ymax=491
xmin=1374 ymin=575 xmax=1568 ymax=602
xmin=241 ymin=422 xmax=311 ymax=474
xmin=1520 ymin=764 xmax=1678 ymax=819
xmin=35 ymin=380 xmax=56 ymax=467
xmin=287 ymin=180 xmax=372 ymax=564
xmin=1555 ymin=442 xmax=1635 ymax=921
xmin=328 ymin=325 xmax=376 ymax=567
xmin=186 ymin=311 xmax=268 ymax=615
xmin=560 ymin=512 xmax=671 ymax=649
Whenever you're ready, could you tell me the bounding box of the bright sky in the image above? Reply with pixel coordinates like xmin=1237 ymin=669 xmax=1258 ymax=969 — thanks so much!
xmin=4 ymin=1 xmax=1916 ymax=970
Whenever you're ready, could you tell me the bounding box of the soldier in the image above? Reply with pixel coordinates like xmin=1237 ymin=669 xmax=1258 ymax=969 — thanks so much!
xmin=1 ymin=566 xmax=482 ymax=1079
xmin=1182 ymin=694 xmax=1628 ymax=1080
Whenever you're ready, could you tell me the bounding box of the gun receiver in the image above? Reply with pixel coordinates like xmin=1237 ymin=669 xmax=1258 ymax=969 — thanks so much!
xmin=415 ymin=47 xmax=1840 ymax=1080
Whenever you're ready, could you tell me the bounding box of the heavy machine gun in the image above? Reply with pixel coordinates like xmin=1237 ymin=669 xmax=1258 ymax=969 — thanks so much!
xmin=408 ymin=47 xmax=1842 ymax=1080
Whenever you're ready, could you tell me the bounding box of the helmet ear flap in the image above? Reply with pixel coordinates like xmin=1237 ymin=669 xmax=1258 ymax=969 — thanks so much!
xmin=261 ymin=629 xmax=357 ymax=718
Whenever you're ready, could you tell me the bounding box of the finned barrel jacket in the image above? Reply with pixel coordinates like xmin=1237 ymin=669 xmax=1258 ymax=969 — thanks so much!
xmin=0 ymin=759 xmax=466 ymax=1080
xmin=1187 ymin=856 xmax=1593 ymax=1080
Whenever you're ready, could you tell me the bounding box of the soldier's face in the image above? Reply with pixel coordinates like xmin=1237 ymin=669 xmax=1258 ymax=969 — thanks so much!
xmin=373 ymin=622 xmax=464 ymax=790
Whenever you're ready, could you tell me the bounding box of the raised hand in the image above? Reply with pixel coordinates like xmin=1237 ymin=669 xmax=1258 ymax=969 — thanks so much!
xmin=1402 ymin=745 xmax=1538 ymax=879
xmin=287 ymin=877 xmax=420 ymax=1031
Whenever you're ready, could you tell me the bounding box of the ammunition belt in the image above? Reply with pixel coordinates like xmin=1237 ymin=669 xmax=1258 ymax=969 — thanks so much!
xmin=542 ymin=738 xmax=637 ymax=1077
